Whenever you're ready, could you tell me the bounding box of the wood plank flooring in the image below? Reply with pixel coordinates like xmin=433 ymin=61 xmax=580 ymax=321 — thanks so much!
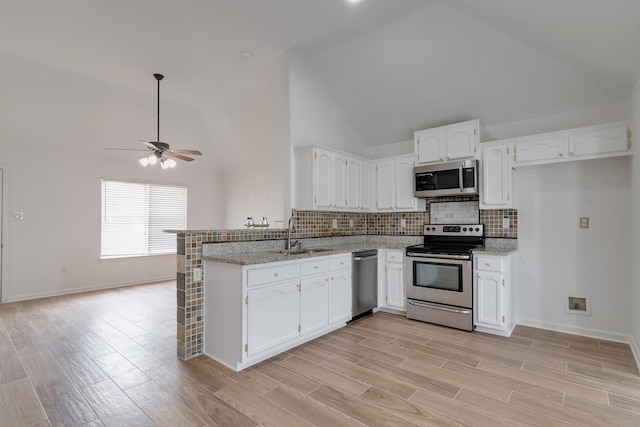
xmin=1 ymin=281 xmax=639 ymax=426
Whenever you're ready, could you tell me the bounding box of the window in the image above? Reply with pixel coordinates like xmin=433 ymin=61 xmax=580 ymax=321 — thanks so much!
xmin=101 ymin=179 xmax=187 ymax=258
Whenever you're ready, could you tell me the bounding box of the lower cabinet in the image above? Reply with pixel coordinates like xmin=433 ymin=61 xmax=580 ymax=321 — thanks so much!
xmin=204 ymin=253 xmax=352 ymax=371
xmin=378 ymin=249 xmax=406 ymax=311
xmin=474 ymin=253 xmax=515 ymax=336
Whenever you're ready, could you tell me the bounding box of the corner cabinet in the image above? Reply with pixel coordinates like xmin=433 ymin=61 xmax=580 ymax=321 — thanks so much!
xmin=204 ymin=253 xmax=352 ymax=371
xmin=415 ymin=120 xmax=480 ymax=164
xmin=480 ymin=141 xmax=514 ymax=209
xmin=375 ymin=155 xmax=425 ymax=212
xmin=473 ymin=253 xmax=515 ymax=337
xmin=377 ymin=249 xmax=405 ymax=312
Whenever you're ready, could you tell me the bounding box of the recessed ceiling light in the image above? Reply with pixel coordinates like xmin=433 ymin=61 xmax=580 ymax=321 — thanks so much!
xmin=347 ymin=0 xmax=363 ymax=3
xmin=240 ymin=51 xmax=254 ymax=59
xmin=178 ymin=87 xmax=190 ymax=94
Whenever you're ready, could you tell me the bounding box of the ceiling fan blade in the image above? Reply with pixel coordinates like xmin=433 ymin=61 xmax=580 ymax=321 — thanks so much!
xmin=171 ymin=149 xmax=202 ymax=155
xmin=104 ymin=148 xmax=150 ymax=151
xmin=167 ymin=152 xmax=195 ymax=162
xmin=139 ymin=140 xmax=159 ymax=150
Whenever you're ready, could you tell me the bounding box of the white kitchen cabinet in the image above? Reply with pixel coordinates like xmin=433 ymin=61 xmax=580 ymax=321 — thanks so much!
xmin=568 ymin=122 xmax=632 ymax=159
xmin=474 ymin=253 xmax=514 ymax=336
xmin=332 ymin=152 xmax=348 ymax=209
xmin=512 ymin=121 xmax=633 ymax=167
xmin=359 ymin=160 xmax=373 ymax=210
xmin=295 ymin=146 xmax=370 ymax=212
xmin=300 ymin=275 xmax=329 ymax=336
xmin=204 ymin=253 xmax=352 ymax=371
xmin=378 ymin=249 xmax=405 ymax=311
xmin=328 ymin=254 xmax=352 ymax=325
xmin=480 ymin=141 xmax=514 ymax=209
xmin=346 ymin=157 xmax=360 ymax=210
xmin=246 ymin=280 xmax=300 ymax=358
xmin=415 ymin=120 xmax=480 ymax=164
xmin=375 ymin=155 xmax=424 ymax=212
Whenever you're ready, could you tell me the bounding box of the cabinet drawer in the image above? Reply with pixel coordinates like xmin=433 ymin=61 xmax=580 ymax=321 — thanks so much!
xmin=386 ymin=250 xmax=403 ymax=263
xmin=300 ymin=258 xmax=329 ymax=276
xmin=247 ymin=262 xmax=299 ymax=287
xmin=475 ymin=256 xmax=503 ymax=272
xmin=329 ymin=254 xmax=351 ymax=271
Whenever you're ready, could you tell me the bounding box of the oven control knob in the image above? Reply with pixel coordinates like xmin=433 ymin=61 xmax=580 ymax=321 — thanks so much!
xmin=475 ymin=227 xmax=480 ymax=232
xmin=463 ymin=227 xmax=467 ymax=231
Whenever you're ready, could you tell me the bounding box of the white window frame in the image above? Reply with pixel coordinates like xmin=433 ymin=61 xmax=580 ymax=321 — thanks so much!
xmin=101 ymin=178 xmax=187 ymax=259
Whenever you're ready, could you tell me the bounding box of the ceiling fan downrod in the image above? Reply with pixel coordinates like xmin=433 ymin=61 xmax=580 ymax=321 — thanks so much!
xmin=154 ymin=73 xmax=163 ymax=143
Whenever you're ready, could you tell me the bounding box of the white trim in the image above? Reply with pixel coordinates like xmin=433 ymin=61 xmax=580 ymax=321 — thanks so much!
xmin=0 ymin=165 xmax=8 ymax=303
xmin=1 ymin=275 xmax=174 ymax=303
xmin=631 ymin=336 xmax=640 ymax=372
xmin=517 ymin=317 xmax=634 ymax=346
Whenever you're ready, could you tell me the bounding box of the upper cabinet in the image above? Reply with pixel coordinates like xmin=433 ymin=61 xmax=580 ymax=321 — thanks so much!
xmin=480 ymin=141 xmax=514 ymax=209
xmin=295 ymin=146 xmax=371 ymax=212
xmin=415 ymin=120 xmax=480 ymax=164
xmin=512 ymin=121 xmax=633 ymax=167
xmin=376 ymin=155 xmax=425 ymax=212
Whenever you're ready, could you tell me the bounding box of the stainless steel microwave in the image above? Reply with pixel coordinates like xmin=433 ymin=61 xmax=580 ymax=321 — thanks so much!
xmin=414 ymin=159 xmax=479 ymax=198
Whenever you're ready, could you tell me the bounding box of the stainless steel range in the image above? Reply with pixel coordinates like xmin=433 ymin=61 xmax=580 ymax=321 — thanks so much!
xmin=405 ymin=224 xmax=484 ymax=331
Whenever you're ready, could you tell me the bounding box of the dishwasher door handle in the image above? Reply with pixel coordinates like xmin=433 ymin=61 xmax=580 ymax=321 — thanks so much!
xmin=353 ymin=255 xmax=378 ymax=261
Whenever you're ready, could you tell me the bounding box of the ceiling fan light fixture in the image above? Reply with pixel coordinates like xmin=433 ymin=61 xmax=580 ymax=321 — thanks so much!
xmin=139 ymin=155 xmax=150 ymax=167
xmin=147 ymin=154 xmax=158 ymax=165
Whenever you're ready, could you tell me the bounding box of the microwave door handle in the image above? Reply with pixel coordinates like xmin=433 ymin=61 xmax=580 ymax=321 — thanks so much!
xmin=459 ymin=164 xmax=464 ymax=192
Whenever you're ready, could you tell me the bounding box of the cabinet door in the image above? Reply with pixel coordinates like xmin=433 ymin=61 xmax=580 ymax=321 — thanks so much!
xmin=376 ymin=160 xmax=395 ymax=210
xmin=246 ymin=281 xmax=300 ymax=358
xmin=328 ymin=269 xmax=352 ymax=324
xmin=332 ymin=153 xmax=347 ymax=209
xmin=475 ymin=271 xmax=505 ymax=328
xmin=568 ymin=124 xmax=631 ymax=158
xmin=514 ymin=135 xmax=567 ymax=165
xmin=360 ymin=160 xmax=373 ymax=210
xmin=481 ymin=143 xmax=512 ymax=208
xmin=346 ymin=157 xmax=360 ymax=210
xmin=394 ymin=156 xmax=416 ymax=210
xmin=446 ymin=124 xmax=477 ymax=160
xmin=313 ymin=148 xmax=332 ymax=209
xmin=416 ymin=129 xmax=446 ymax=164
xmin=300 ymin=276 xmax=329 ymax=336
xmin=386 ymin=263 xmax=405 ymax=309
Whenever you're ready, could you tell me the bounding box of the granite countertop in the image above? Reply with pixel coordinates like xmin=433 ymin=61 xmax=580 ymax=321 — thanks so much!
xmin=203 ymin=243 xmax=410 ymax=265
xmin=472 ymin=247 xmax=518 ymax=256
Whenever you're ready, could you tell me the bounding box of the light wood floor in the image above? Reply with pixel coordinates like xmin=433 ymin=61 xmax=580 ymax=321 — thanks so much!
xmin=1 ymin=281 xmax=640 ymax=426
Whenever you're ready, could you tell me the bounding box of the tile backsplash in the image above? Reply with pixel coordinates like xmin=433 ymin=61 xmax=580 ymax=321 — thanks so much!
xmin=430 ymin=201 xmax=479 ymax=224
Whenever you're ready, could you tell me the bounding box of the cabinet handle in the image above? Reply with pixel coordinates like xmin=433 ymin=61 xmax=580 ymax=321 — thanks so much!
xmin=559 ymin=153 xmax=563 ymax=157
xmin=502 ymin=279 xmax=505 ymax=286
xmin=569 ymin=152 xmax=574 ymax=156
xmin=485 ymin=263 xmax=491 ymax=267
xmin=314 ymin=265 xmax=318 ymax=269
xmin=273 ymin=273 xmax=279 ymax=277
xmin=502 ymin=316 xmax=505 ymax=323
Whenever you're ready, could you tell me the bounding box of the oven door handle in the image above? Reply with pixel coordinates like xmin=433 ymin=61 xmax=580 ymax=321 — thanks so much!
xmin=353 ymin=255 xmax=378 ymax=261
xmin=406 ymin=252 xmax=471 ymax=260
xmin=408 ymin=300 xmax=471 ymax=315
xmin=459 ymin=164 xmax=464 ymax=192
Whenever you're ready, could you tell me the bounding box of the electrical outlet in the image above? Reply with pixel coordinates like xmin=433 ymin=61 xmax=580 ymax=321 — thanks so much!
xmin=193 ymin=267 xmax=202 ymax=281
xmin=11 ymin=212 xmax=24 ymax=220
xmin=332 ymin=219 xmax=338 ymax=229
xmin=349 ymin=219 xmax=354 ymax=228
xmin=502 ymin=217 xmax=510 ymax=228
xmin=400 ymin=218 xmax=406 ymax=228
xmin=579 ymin=217 xmax=589 ymax=229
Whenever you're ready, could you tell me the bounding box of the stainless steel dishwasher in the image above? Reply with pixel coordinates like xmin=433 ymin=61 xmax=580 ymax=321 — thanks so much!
xmin=351 ymin=249 xmax=378 ymax=321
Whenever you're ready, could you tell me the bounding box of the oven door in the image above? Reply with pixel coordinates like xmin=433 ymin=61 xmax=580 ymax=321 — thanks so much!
xmin=405 ymin=254 xmax=472 ymax=309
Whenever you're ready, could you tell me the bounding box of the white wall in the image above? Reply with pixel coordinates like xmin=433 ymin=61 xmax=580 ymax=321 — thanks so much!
xmin=630 ymin=77 xmax=640 ymax=354
xmin=515 ymin=156 xmax=632 ymax=341
xmin=0 ymin=52 xmax=225 ymax=302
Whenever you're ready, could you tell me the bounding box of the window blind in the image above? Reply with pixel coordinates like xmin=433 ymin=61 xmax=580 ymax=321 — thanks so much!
xmin=101 ymin=179 xmax=187 ymax=258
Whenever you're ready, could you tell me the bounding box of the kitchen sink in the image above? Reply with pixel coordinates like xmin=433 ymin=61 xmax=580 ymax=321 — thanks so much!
xmin=271 ymin=248 xmax=334 ymax=255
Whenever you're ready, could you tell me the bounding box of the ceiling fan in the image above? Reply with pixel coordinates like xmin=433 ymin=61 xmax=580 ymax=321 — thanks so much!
xmin=105 ymin=73 xmax=202 ymax=168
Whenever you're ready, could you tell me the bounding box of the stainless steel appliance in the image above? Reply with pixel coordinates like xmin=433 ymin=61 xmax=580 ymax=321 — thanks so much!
xmin=405 ymin=224 xmax=484 ymax=331
xmin=351 ymin=250 xmax=378 ymax=321
xmin=414 ymin=159 xmax=479 ymax=198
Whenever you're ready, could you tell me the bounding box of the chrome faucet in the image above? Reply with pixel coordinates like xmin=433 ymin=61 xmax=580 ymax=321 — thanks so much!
xmin=287 ymin=217 xmax=299 ymax=251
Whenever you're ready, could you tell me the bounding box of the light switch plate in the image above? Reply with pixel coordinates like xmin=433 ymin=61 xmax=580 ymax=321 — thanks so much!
xmin=332 ymin=219 xmax=338 ymax=229
xmin=502 ymin=217 xmax=509 ymax=228
xmin=11 ymin=212 xmax=24 ymax=220
xmin=579 ymin=217 xmax=589 ymax=229
xmin=400 ymin=218 xmax=406 ymax=228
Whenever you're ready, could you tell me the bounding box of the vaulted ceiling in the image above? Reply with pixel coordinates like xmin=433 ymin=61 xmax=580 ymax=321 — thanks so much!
xmin=1 ymin=0 xmax=639 ymax=168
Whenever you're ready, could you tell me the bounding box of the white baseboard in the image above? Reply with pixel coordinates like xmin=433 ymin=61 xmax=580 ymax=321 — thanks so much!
xmin=630 ymin=337 xmax=640 ymax=370
xmin=517 ymin=317 xmax=633 ymax=345
xmin=2 ymin=275 xmax=175 ymax=303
